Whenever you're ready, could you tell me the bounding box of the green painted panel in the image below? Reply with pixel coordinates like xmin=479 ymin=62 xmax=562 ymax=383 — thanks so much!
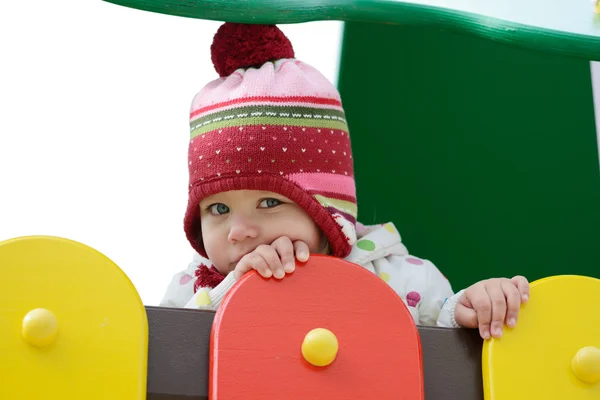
xmin=102 ymin=0 xmax=600 ymax=61
xmin=338 ymin=22 xmax=600 ymax=290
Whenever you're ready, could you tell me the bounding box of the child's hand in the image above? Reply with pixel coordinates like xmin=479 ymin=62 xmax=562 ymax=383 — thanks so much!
xmin=454 ymin=276 xmax=529 ymax=339
xmin=232 ymin=236 xmax=310 ymax=281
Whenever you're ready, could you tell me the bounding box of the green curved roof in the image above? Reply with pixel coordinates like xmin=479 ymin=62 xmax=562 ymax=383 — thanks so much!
xmin=103 ymin=0 xmax=600 ymax=60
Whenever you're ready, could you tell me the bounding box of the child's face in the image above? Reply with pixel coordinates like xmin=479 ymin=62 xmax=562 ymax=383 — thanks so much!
xmin=199 ymin=190 xmax=328 ymax=275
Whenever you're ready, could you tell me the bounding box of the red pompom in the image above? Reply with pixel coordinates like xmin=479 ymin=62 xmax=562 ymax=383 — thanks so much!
xmin=210 ymin=23 xmax=295 ymax=77
xmin=193 ymin=264 xmax=225 ymax=292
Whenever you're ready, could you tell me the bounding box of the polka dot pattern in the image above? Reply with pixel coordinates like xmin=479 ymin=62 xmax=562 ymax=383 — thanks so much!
xmin=406 ymin=291 xmax=421 ymax=307
xmin=356 ymin=239 xmax=376 ymax=251
xmin=406 ymin=257 xmax=424 ymax=265
xmin=379 ymin=272 xmax=390 ymax=282
xmin=383 ymin=223 xmax=396 ymax=234
xmin=179 ymin=274 xmax=193 ymax=285
xmin=195 ymin=291 xmax=212 ymax=307
xmin=188 ymin=126 xmax=354 ymax=182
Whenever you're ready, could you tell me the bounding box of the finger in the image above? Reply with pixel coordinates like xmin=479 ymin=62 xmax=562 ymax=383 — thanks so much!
xmin=485 ymin=280 xmax=507 ymax=338
xmin=236 ymin=252 xmax=272 ymax=279
xmin=467 ymin=285 xmax=493 ymax=339
xmin=511 ymin=275 xmax=530 ymax=302
xmin=502 ymin=280 xmax=522 ymax=328
xmin=271 ymin=236 xmax=295 ymax=273
xmin=293 ymin=240 xmax=310 ymax=263
xmin=453 ymin=296 xmax=479 ymax=329
xmin=255 ymin=244 xmax=285 ymax=279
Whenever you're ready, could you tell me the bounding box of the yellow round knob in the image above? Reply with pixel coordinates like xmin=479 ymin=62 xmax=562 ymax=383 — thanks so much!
xmin=571 ymin=346 xmax=600 ymax=384
xmin=301 ymin=328 xmax=339 ymax=367
xmin=22 ymin=308 xmax=59 ymax=348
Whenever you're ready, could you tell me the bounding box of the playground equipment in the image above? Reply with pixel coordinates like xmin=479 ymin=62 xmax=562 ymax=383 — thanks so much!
xmin=1 ymin=236 xmax=599 ymax=399
xmin=2 ymin=0 xmax=600 ymax=398
xmin=0 ymin=236 xmax=148 ymax=400
xmin=483 ymin=275 xmax=600 ymax=399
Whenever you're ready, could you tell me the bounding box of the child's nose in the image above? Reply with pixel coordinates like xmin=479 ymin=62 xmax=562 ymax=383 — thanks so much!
xmin=227 ymin=215 xmax=259 ymax=243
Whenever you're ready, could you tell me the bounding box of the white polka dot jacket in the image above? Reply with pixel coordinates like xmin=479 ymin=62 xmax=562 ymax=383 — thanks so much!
xmin=159 ymin=222 xmax=464 ymax=328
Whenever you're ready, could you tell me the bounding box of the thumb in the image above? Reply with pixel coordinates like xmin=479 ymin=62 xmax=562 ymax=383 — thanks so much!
xmin=454 ymin=299 xmax=478 ymax=328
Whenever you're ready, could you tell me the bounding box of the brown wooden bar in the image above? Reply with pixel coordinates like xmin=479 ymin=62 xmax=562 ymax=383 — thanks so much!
xmin=145 ymin=306 xmax=484 ymax=400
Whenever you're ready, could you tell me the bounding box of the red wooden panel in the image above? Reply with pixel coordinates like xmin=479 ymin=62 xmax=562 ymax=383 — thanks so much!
xmin=210 ymin=255 xmax=424 ymax=399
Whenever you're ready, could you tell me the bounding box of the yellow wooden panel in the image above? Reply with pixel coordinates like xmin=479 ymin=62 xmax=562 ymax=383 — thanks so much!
xmin=0 ymin=236 xmax=148 ymax=400
xmin=483 ymin=275 xmax=600 ymax=399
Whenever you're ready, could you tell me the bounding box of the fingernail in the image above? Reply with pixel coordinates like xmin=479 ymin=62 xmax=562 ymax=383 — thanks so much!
xmin=493 ymin=327 xmax=503 ymax=337
xmin=523 ymin=294 xmax=529 ymax=302
xmin=264 ymin=270 xmax=272 ymax=278
xmin=481 ymin=329 xmax=490 ymax=339
xmin=508 ymin=318 xmax=516 ymax=327
xmin=284 ymin=262 xmax=295 ymax=272
xmin=274 ymin=269 xmax=284 ymax=279
xmin=299 ymin=251 xmax=308 ymax=261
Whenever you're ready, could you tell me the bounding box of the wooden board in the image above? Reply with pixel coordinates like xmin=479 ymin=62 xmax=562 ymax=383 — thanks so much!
xmin=144 ymin=306 xmax=484 ymax=400
xmin=101 ymin=0 xmax=600 ymax=61
xmin=210 ymin=255 xmax=424 ymax=399
xmin=482 ymin=275 xmax=600 ymax=399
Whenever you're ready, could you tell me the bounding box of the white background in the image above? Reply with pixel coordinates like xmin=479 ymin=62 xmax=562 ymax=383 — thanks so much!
xmin=0 ymin=0 xmax=343 ymax=305
xmin=1 ymin=1 xmax=597 ymax=305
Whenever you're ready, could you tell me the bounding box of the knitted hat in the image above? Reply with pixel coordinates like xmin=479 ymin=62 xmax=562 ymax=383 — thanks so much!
xmin=184 ymin=23 xmax=357 ymax=259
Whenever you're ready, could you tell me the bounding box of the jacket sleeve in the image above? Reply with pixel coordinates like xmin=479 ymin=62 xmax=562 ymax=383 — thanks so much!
xmin=368 ymin=254 xmax=460 ymax=327
xmin=416 ymin=259 xmax=464 ymax=327
xmin=435 ymin=289 xmax=465 ymax=328
xmin=183 ymin=273 xmax=238 ymax=310
xmin=158 ymin=252 xmax=239 ymax=310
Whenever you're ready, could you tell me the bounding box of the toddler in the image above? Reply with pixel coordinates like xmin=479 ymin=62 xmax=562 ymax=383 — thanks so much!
xmin=161 ymin=23 xmax=529 ymax=340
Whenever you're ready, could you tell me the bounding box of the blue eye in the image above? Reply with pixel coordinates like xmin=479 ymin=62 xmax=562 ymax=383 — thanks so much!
xmin=209 ymin=203 xmax=230 ymax=215
xmin=259 ymin=198 xmax=281 ymax=208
